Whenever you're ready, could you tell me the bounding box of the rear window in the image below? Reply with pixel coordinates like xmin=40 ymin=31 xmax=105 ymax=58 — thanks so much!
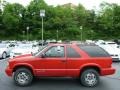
xmin=78 ymin=45 xmax=110 ymax=57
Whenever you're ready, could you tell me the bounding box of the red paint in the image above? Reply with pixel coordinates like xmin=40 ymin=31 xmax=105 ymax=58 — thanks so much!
xmin=5 ymin=43 xmax=115 ymax=77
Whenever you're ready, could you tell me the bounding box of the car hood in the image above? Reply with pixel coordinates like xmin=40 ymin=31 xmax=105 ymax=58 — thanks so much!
xmin=9 ymin=54 xmax=33 ymax=61
xmin=14 ymin=54 xmax=32 ymax=58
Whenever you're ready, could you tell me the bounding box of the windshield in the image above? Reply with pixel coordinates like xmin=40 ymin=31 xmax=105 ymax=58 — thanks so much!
xmin=34 ymin=45 xmax=48 ymax=56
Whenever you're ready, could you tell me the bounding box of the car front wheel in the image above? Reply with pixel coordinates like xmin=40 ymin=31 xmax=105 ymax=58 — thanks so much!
xmin=80 ymin=69 xmax=99 ymax=87
xmin=13 ymin=68 xmax=33 ymax=86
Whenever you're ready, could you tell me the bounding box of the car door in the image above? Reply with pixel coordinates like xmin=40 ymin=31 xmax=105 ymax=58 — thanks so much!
xmin=36 ymin=45 xmax=66 ymax=77
xmin=66 ymin=45 xmax=81 ymax=77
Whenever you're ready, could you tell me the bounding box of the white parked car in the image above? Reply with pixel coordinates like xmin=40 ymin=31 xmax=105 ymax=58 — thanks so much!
xmin=95 ymin=40 xmax=105 ymax=44
xmin=104 ymin=41 xmax=118 ymax=48
xmin=96 ymin=42 xmax=120 ymax=61
xmin=10 ymin=44 xmax=39 ymax=58
xmin=0 ymin=44 xmax=13 ymax=59
xmin=86 ymin=40 xmax=94 ymax=43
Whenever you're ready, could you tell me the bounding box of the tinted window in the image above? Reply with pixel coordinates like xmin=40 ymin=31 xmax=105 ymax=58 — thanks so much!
xmin=78 ymin=45 xmax=110 ymax=57
xmin=66 ymin=46 xmax=80 ymax=58
xmin=45 ymin=46 xmax=64 ymax=57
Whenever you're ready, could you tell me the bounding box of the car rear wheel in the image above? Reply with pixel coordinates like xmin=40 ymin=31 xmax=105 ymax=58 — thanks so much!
xmin=13 ymin=68 xmax=33 ymax=86
xmin=2 ymin=52 xmax=7 ymax=59
xmin=80 ymin=69 xmax=99 ymax=87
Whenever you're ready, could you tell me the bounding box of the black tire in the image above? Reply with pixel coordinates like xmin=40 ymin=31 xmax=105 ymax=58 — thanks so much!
xmin=80 ymin=69 xmax=99 ymax=87
xmin=13 ymin=68 xmax=33 ymax=86
xmin=2 ymin=52 xmax=7 ymax=59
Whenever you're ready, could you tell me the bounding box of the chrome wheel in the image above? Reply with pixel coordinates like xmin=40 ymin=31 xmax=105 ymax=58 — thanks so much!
xmin=80 ymin=69 xmax=99 ymax=87
xmin=16 ymin=72 xmax=29 ymax=85
xmin=14 ymin=68 xmax=33 ymax=86
xmin=85 ymin=73 xmax=97 ymax=86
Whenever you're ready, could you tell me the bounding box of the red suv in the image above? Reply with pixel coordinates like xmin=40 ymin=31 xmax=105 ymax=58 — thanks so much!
xmin=5 ymin=43 xmax=115 ymax=87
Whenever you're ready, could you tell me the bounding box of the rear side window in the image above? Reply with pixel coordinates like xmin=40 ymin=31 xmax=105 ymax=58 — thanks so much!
xmin=66 ymin=46 xmax=80 ymax=58
xmin=78 ymin=45 xmax=110 ymax=57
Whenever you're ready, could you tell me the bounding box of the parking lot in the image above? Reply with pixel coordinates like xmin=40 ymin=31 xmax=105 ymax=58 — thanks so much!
xmin=0 ymin=58 xmax=120 ymax=90
xmin=1 ymin=0 xmax=120 ymax=89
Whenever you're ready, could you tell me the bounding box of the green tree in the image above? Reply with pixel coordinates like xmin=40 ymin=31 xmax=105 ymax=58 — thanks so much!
xmin=2 ymin=3 xmax=25 ymax=39
xmin=94 ymin=2 xmax=114 ymax=39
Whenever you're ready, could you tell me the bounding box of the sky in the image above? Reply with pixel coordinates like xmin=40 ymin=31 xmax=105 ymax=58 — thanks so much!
xmin=4 ymin=0 xmax=120 ymax=10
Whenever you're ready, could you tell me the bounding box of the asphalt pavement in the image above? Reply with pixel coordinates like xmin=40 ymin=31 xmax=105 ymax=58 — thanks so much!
xmin=0 ymin=58 xmax=120 ymax=90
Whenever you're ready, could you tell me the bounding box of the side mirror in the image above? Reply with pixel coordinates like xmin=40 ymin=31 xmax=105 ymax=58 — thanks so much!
xmin=41 ymin=53 xmax=45 ymax=58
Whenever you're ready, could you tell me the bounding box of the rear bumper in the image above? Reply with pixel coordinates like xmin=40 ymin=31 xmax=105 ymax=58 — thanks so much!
xmin=101 ymin=68 xmax=115 ymax=76
xmin=5 ymin=66 xmax=12 ymax=77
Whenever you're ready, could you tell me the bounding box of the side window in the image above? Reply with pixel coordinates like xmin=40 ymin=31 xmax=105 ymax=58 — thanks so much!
xmin=66 ymin=46 xmax=80 ymax=58
xmin=78 ymin=45 xmax=110 ymax=57
xmin=45 ymin=46 xmax=64 ymax=57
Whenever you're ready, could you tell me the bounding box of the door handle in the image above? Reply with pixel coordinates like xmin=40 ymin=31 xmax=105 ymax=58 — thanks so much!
xmin=61 ymin=60 xmax=66 ymax=62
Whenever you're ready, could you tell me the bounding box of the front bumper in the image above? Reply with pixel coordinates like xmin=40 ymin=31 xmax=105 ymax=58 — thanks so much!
xmin=101 ymin=68 xmax=115 ymax=76
xmin=5 ymin=66 xmax=12 ymax=77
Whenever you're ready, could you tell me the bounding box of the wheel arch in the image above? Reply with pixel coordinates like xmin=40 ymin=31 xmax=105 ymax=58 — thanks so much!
xmin=12 ymin=64 xmax=35 ymax=76
xmin=79 ymin=64 xmax=101 ymax=76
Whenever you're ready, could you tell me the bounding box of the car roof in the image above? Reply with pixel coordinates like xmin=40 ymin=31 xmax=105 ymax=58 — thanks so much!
xmin=48 ymin=42 xmax=97 ymax=46
xmin=48 ymin=43 xmax=70 ymax=46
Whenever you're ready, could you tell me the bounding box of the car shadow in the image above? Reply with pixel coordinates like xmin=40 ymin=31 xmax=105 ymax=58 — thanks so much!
xmin=0 ymin=76 xmax=118 ymax=90
xmin=28 ymin=77 xmax=107 ymax=89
